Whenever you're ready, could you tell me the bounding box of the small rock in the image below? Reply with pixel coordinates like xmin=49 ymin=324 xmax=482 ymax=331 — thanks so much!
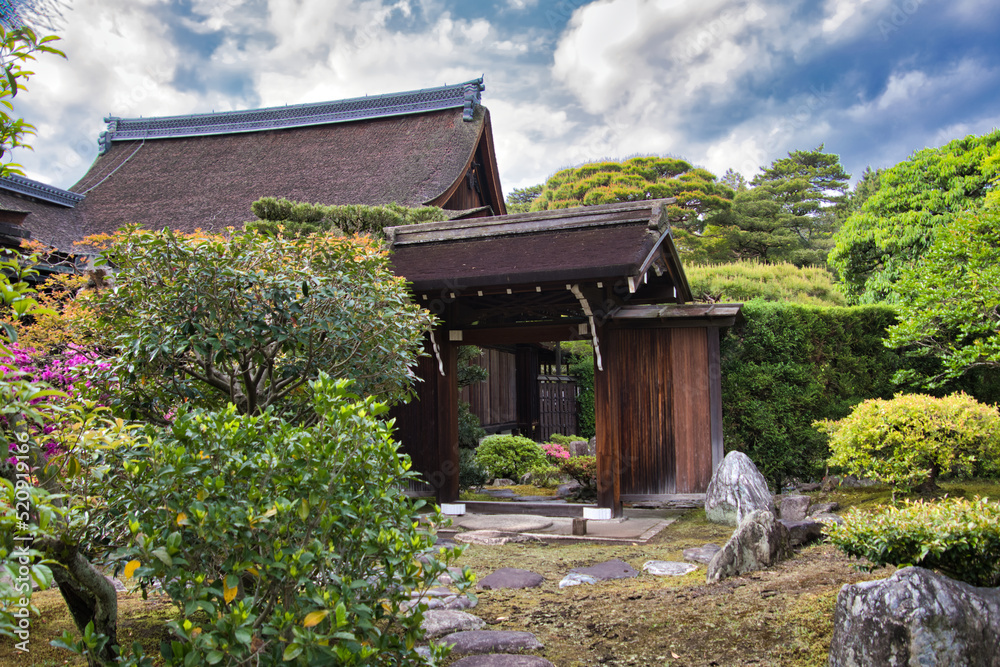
xmin=704 ymin=451 xmax=775 ymax=526
xmin=797 ymin=482 xmax=822 ymax=493
xmin=570 ymin=440 xmax=593 ymax=456
xmin=780 ymin=519 xmax=825 ymax=546
xmin=556 ymin=480 xmax=582 ymax=497
xmin=492 ymin=478 xmax=516 ymax=487
xmin=829 ymin=566 xmax=1000 ymax=667
xmin=707 ymin=510 xmax=792 ymax=583
xmin=444 ymin=595 xmax=478 ymax=610
xmin=642 ymin=561 xmax=698 ymax=576
xmin=570 ymin=558 xmax=639 ymax=581
xmin=451 ymin=655 xmax=556 ymax=667
xmin=439 ymin=630 xmax=543 ymax=656
xmin=809 ymin=501 xmax=840 ymax=516
xmin=454 ymin=531 xmax=541 ymax=546
xmin=683 ymin=544 xmax=721 ymax=564
xmin=477 ymin=568 xmax=545 ymax=590
xmin=811 ymin=512 xmax=844 ymax=526
xmin=421 ymin=609 xmax=486 ymax=638
xmin=558 ymin=573 xmax=599 ymax=588
xmin=779 ymin=495 xmax=811 ymax=521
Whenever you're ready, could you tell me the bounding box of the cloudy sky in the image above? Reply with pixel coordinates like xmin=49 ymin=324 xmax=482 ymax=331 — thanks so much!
xmin=10 ymin=0 xmax=1000 ymax=196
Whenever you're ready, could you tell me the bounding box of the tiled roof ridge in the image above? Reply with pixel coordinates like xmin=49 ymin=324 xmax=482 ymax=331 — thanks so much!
xmin=0 ymin=174 xmax=86 ymax=208
xmin=98 ymin=77 xmax=485 ymax=154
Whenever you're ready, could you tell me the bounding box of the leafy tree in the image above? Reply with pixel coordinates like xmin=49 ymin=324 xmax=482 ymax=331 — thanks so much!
xmin=62 ymin=376 xmax=469 ymax=666
xmin=887 ymin=207 xmax=1000 ymax=387
xmin=720 ymin=168 xmax=748 ymax=192
xmin=505 ymin=183 xmax=543 ymax=213
xmin=86 ymin=226 xmax=433 ymax=423
xmin=844 ymin=165 xmax=883 ymax=216
xmin=0 ymin=25 xmax=63 ymax=175
xmin=686 ymin=261 xmax=846 ymax=306
xmin=529 ymin=156 xmax=733 ymax=254
xmin=699 ymin=147 xmax=849 ymax=265
xmin=246 ymin=197 xmax=446 ymax=239
xmin=829 ymin=130 xmax=1000 ymax=304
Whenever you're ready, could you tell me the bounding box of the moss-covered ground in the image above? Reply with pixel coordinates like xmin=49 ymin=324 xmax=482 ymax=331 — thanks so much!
xmin=4 ymin=480 xmax=997 ymax=666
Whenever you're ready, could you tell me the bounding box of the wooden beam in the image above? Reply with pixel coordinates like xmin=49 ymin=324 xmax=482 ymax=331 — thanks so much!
xmin=460 ymin=322 xmax=589 ymax=345
xmin=436 ymin=341 xmax=459 ymax=504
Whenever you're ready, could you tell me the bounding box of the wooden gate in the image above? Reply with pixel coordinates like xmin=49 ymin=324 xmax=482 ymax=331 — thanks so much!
xmin=538 ymin=375 xmax=578 ymax=439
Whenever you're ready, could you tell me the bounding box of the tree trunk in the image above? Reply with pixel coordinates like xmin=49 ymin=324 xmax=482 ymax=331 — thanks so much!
xmin=44 ymin=542 xmax=119 ymax=666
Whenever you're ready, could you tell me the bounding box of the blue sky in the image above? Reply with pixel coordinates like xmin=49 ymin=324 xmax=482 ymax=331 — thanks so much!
xmin=11 ymin=0 xmax=1000 ymax=196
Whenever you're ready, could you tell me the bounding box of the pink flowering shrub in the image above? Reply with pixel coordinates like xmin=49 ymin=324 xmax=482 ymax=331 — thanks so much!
xmin=542 ymin=442 xmax=570 ymax=461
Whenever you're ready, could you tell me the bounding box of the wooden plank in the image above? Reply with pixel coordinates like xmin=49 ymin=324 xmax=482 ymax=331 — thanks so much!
xmin=708 ymin=327 xmax=724 ymax=471
xmin=669 ymin=328 xmax=713 ymax=494
xmin=460 ymin=322 xmax=589 ymax=346
xmin=460 ymin=501 xmax=592 ymax=517
xmin=613 ymin=304 xmax=743 ymax=320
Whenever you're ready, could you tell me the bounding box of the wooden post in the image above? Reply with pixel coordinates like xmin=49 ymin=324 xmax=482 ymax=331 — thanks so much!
xmin=437 ymin=340 xmax=460 ymax=504
xmin=594 ymin=325 xmax=622 ymax=517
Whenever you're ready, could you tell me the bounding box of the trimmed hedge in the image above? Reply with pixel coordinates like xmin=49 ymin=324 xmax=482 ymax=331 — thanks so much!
xmin=720 ymin=301 xmax=1000 ymax=490
xmin=828 ymin=496 xmax=1000 ymax=587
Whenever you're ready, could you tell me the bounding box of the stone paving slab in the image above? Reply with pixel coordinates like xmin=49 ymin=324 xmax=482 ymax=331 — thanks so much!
xmin=451 ymin=655 xmax=556 ymax=667
xmin=439 ymin=630 xmax=544 ymax=656
xmin=458 ymin=515 xmax=554 ymax=532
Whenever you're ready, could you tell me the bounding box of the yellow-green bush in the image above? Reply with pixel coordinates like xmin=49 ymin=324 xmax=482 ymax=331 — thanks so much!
xmin=685 ymin=261 xmax=846 ymax=306
xmin=817 ymin=392 xmax=1000 ymax=491
xmin=828 ymin=496 xmax=1000 ymax=586
xmin=474 ymin=435 xmax=546 ymax=480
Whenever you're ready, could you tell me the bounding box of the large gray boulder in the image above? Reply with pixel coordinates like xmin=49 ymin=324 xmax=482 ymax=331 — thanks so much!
xmin=779 ymin=494 xmax=811 ymax=521
xmin=706 ymin=510 xmax=792 ymax=583
xmin=829 ymin=567 xmax=1000 ymax=667
xmin=704 ymin=451 xmax=774 ymax=526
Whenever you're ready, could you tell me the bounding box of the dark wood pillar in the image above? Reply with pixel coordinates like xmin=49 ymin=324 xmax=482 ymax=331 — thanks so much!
xmin=594 ymin=325 xmax=622 ymax=517
xmin=436 ymin=340 xmax=459 ymax=503
xmin=514 ymin=345 xmax=540 ymax=439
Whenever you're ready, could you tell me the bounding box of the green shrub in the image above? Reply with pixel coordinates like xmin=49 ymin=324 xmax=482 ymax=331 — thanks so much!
xmin=817 ymin=392 xmax=1000 ymax=492
xmin=248 ymin=197 xmax=447 ymax=239
xmin=458 ymin=400 xmax=486 ymax=449
xmin=560 ymin=455 xmax=597 ymax=487
xmin=568 ymin=352 xmax=596 ymax=439
xmin=548 ymin=433 xmax=583 ymax=446
xmin=474 ymin=435 xmax=546 ymax=480
xmin=525 ymin=463 xmax=563 ymax=488
xmin=686 ymin=261 xmax=846 ymax=306
xmin=459 ymin=447 xmax=488 ymax=490
xmin=87 ymin=375 xmax=469 ymax=666
xmin=828 ymin=496 xmax=1000 ymax=586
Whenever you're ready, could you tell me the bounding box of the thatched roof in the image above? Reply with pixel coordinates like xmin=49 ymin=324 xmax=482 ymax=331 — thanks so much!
xmin=9 ymin=78 xmax=505 ymax=250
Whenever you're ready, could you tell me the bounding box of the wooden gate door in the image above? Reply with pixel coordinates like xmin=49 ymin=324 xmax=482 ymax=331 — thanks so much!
xmin=538 ymin=376 xmax=578 ymax=439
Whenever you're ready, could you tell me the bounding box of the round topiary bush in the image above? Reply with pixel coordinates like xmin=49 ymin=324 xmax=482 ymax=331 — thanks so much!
xmin=815 ymin=392 xmax=1000 ymax=492
xmin=474 ymin=435 xmax=546 ymax=481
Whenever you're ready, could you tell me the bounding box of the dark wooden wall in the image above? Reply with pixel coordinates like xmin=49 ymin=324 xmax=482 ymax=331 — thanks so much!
xmin=390 ymin=338 xmax=458 ymax=502
xmin=595 ymin=325 xmax=717 ymax=512
xmin=460 ymin=348 xmax=517 ymax=430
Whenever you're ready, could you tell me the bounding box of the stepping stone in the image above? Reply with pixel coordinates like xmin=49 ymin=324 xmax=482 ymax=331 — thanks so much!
xmin=439 ymin=630 xmax=543 ymax=656
xmin=642 ymin=560 xmax=698 ymax=576
xmin=421 ymin=609 xmax=486 ymax=638
xmin=780 ymin=519 xmax=825 ymax=546
xmin=809 ymin=501 xmax=840 ymax=516
xmin=811 ymin=512 xmax=844 ymax=526
xmin=455 ymin=531 xmax=541 ymax=546
xmin=459 ymin=515 xmax=554 ymax=532
xmin=478 ymin=568 xmax=545 ymax=590
xmin=683 ymin=543 xmax=721 ymax=564
xmin=444 ymin=595 xmax=478 ymax=610
xmin=569 ymin=558 xmax=639 ymax=581
xmin=451 ymin=655 xmax=556 ymax=667
xmin=558 ymin=573 xmax=598 ymax=588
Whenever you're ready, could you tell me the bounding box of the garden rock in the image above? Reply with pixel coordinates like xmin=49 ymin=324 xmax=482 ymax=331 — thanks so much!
xmin=569 ymin=439 xmax=592 ymax=456
xmin=558 ymin=573 xmax=599 ymax=588
xmin=570 ymin=558 xmax=639 ymax=581
xmin=440 ymin=630 xmax=544 ymax=656
xmin=455 ymin=531 xmax=541 ymax=546
xmin=779 ymin=519 xmax=824 ymax=546
xmin=779 ymin=495 xmax=811 ymax=521
xmin=796 ymin=482 xmax=822 ymax=492
xmin=704 ymin=451 xmax=774 ymax=526
xmin=421 ymin=610 xmax=486 ymax=638
xmin=451 ymin=655 xmax=556 ymax=667
xmin=829 ymin=566 xmax=1000 ymax=667
xmin=811 ymin=512 xmax=844 ymax=526
xmin=492 ymin=478 xmax=516 ymax=487
xmin=556 ymin=480 xmax=582 ymax=497
xmin=707 ymin=510 xmax=792 ymax=583
xmin=478 ymin=568 xmax=545 ymax=590
xmin=683 ymin=544 xmax=721 ymax=564
xmin=809 ymin=501 xmax=840 ymax=516
xmin=642 ymin=561 xmax=698 ymax=576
